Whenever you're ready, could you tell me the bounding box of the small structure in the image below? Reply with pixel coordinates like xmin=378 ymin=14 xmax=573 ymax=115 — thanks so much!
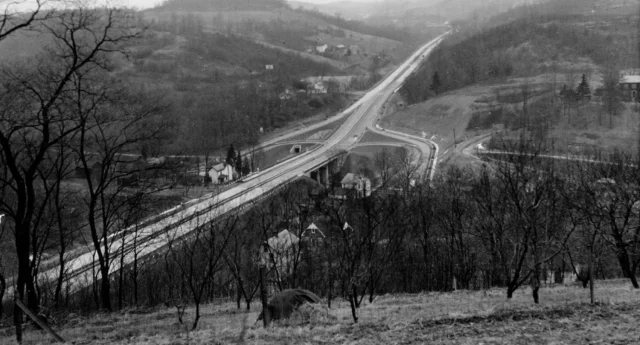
xmin=265 ymin=64 xmax=274 ymax=70
xmin=262 ymin=230 xmax=300 ymax=283
xmin=349 ymin=45 xmax=361 ymax=56
xmin=279 ymin=89 xmax=295 ymax=100
xmin=340 ymin=173 xmax=371 ymax=198
xmin=316 ymin=44 xmax=328 ymax=53
xmin=301 ymin=223 xmax=325 ymax=247
xmin=207 ymin=163 xmax=236 ymax=184
xmin=290 ymin=145 xmax=302 ymax=154
xmin=332 ymin=44 xmax=349 ymax=58
xmin=308 ymin=81 xmax=327 ymax=95
xmin=619 ymin=70 xmax=640 ymax=102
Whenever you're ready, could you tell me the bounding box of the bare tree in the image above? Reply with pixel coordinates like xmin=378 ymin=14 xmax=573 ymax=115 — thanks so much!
xmin=164 ymin=213 xmax=236 ymax=330
xmin=74 ymin=79 xmax=169 ymax=311
xmin=324 ymin=194 xmax=403 ymax=323
xmin=373 ymin=148 xmax=394 ymax=187
xmin=0 ymin=0 xmax=51 ymax=42
xmin=0 ymin=6 xmax=140 ymax=319
xmin=473 ymin=146 xmax=572 ymax=302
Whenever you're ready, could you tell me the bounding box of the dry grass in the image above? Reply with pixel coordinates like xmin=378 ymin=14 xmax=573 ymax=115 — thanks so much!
xmin=4 ymin=280 xmax=640 ymax=344
xmin=358 ymin=130 xmax=406 ymax=144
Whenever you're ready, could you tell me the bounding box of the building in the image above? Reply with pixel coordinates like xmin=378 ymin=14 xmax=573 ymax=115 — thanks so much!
xmin=260 ymin=230 xmax=300 ymax=285
xmin=301 ymin=223 xmax=325 ymax=247
xmin=619 ymin=70 xmax=640 ymax=102
xmin=278 ymin=89 xmax=296 ymax=100
xmin=331 ymin=44 xmax=349 ymax=58
xmin=308 ymin=81 xmax=328 ymax=95
xmin=207 ymin=163 xmax=236 ymax=184
xmin=316 ymin=44 xmax=328 ymax=53
xmin=340 ymin=173 xmax=371 ymax=198
xmin=349 ymin=45 xmax=361 ymax=56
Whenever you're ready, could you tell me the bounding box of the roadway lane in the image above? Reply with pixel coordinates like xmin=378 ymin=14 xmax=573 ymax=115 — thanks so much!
xmin=27 ymin=31 xmax=450 ymax=295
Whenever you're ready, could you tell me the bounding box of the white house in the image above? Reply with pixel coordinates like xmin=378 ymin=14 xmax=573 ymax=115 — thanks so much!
xmin=207 ymin=163 xmax=236 ymax=184
xmin=316 ymin=44 xmax=328 ymax=53
xmin=261 ymin=230 xmax=300 ymax=284
xmin=308 ymin=81 xmax=328 ymax=95
xmin=341 ymin=173 xmax=371 ymax=198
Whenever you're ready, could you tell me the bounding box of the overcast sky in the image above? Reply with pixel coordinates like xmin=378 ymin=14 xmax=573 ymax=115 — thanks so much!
xmin=1 ymin=0 xmax=383 ymax=12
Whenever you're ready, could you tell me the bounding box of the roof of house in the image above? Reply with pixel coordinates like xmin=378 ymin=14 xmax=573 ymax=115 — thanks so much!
xmin=303 ymin=223 xmax=325 ymax=238
xmin=620 ymin=75 xmax=640 ymax=84
xmin=341 ymin=173 xmax=368 ymax=185
xmin=211 ymin=163 xmax=227 ymax=172
xmin=267 ymin=230 xmax=300 ymax=250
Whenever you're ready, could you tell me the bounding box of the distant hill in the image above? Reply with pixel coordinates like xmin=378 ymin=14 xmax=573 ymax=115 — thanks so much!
xmin=419 ymin=0 xmax=543 ymax=21
xmin=401 ymin=0 xmax=640 ymax=104
xmin=288 ymin=0 xmax=443 ymax=21
xmin=156 ymin=0 xmax=288 ymax=11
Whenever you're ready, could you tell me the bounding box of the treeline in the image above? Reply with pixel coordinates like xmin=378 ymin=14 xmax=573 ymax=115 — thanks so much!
xmin=156 ymin=0 xmax=287 ymax=11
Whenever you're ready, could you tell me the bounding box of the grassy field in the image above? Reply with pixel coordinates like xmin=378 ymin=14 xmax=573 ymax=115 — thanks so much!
xmin=5 ymin=280 xmax=640 ymax=344
xmin=253 ymin=143 xmax=319 ymax=171
xmin=358 ymin=130 xmax=407 ymax=144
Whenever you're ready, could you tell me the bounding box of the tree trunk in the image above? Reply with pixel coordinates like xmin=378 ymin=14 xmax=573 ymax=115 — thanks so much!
xmin=236 ymin=282 xmax=242 ymax=309
xmin=615 ymin=252 xmax=639 ymax=288
xmin=507 ymin=285 xmax=516 ymax=299
xmin=0 ymin=273 xmax=4 ymax=317
xmin=100 ymin=266 xmax=112 ymax=311
xmin=133 ymin=226 xmax=139 ymax=306
xmin=14 ymin=301 xmax=23 ymax=344
xmin=191 ymin=301 xmax=200 ymax=331
xmin=589 ymin=248 xmax=595 ymax=304
xmin=54 ymin=241 xmax=66 ymax=308
xmin=348 ymin=294 xmax=358 ymax=323
xmin=259 ymin=265 xmax=270 ymax=327
xmin=118 ymin=239 xmax=125 ymax=310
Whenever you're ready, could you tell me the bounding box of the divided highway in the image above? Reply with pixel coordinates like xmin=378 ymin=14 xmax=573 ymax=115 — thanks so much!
xmin=26 ymin=31 xmax=450 ymax=295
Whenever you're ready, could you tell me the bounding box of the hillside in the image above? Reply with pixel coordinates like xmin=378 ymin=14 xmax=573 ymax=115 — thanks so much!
xmin=3 ymin=281 xmax=640 ymax=344
xmin=112 ymin=0 xmax=445 ymax=154
xmin=388 ymin=0 xmax=640 ymax=164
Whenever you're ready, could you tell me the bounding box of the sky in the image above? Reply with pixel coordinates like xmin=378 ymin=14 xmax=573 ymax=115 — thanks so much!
xmin=2 ymin=0 xmax=384 ymax=12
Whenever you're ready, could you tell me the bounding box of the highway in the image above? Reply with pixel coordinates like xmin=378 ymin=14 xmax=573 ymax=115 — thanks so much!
xmin=25 ymin=31 xmax=450 ymax=295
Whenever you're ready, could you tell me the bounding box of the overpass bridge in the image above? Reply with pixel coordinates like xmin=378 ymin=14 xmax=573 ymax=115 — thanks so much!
xmin=8 ymin=32 xmax=450 ymax=298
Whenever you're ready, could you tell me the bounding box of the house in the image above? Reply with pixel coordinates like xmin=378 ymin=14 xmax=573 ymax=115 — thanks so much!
xmin=260 ymin=230 xmax=300 ymax=284
xmin=332 ymin=44 xmax=349 ymax=58
xmin=207 ymin=163 xmax=236 ymax=184
xmin=340 ymin=173 xmax=371 ymax=198
xmin=316 ymin=44 xmax=328 ymax=53
xmin=301 ymin=223 xmax=325 ymax=247
xmin=278 ymin=89 xmax=295 ymax=100
xmin=308 ymin=81 xmax=327 ymax=95
xmin=70 ymin=153 xmax=143 ymax=182
xmin=619 ymin=70 xmax=640 ymax=102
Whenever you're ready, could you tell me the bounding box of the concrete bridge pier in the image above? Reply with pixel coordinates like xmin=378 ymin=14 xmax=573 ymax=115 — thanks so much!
xmin=308 ymin=156 xmax=343 ymax=187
